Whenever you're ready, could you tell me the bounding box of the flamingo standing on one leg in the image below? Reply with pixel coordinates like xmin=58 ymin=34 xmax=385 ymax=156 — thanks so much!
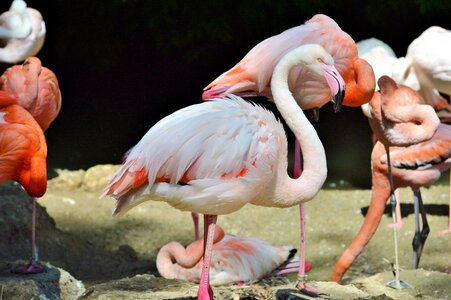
xmin=201 ymin=14 xmax=373 ymax=294
xmin=331 ymin=76 xmax=441 ymax=285
xmin=0 ymin=94 xmax=47 ymax=274
xmin=0 ymin=57 xmax=61 ymax=273
xmin=157 ymin=225 xmax=309 ymax=285
xmin=0 ymin=0 xmax=46 ymax=64
xmin=103 ymin=44 xmax=345 ymax=300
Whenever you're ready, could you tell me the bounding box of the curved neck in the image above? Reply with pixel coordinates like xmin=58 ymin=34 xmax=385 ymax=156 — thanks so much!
xmin=270 ymin=51 xmax=327 ymax=205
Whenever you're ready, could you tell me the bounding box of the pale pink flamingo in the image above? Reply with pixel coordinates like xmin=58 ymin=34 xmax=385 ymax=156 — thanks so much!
xmin=103 ymin=44 xmax=345 ymax=300
xmin=201 ymin=14 xmax=369 ymax=293
xmin=0 ymin=57 xmax=62 ymax=131
xmin=332 ymin=76 xmax=441 ymax=287
xmin=0 ymin=93 xmax=47 ymax=274
xmin=400 ymin=26 xmax=451 ymax=233
xmin=0 ymin=0 xmax=45 ymax=64
xmin=157 ymin=225 xmax=310 ymax=285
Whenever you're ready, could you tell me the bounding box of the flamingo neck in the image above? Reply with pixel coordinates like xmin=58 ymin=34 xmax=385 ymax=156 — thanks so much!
xmin=270 ymin=50 xmax=327 ymax=206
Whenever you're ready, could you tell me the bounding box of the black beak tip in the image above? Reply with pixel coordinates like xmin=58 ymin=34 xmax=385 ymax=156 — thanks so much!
xmin=333 ymin=89 xmax=345 ymax=113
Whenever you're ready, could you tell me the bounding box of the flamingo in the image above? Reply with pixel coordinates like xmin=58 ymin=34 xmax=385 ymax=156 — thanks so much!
xmin=358 ymin=34 xmax=451 ymax=231
xmin=156 ymin=225 xmax=309 ymax=285
xmin=331 ymin=76 xmax=441 ymax=285
xmin=331 ymin=126 xmax=450 ymax=283
xmin=0 ymin=0 xmax=45 ymax=64
xmin=0 ymin=94 xmax=47 ymax=274
xmin=0 ymin=58 xmax=60 ymax=273
xmin=201 ymin=14 xmax=373 ymax=293
xmin=0 ymin=57 xmax=62 ymax=131
xmin=103 ymin=44 xmax=345 ymax=300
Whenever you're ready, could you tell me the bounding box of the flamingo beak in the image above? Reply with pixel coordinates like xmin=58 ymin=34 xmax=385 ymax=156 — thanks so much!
xmin=321 ymin=63 xmax=346 ymax=112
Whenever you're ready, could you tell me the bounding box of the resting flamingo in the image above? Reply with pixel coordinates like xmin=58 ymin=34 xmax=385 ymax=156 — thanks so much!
xmin=103 ymin=44 xmax=345 ymax=300
xmin=0 ymin=57 xmax=62 ymax=131
xmin=0 ymin=58 xmax=61 ymax=273
xmin=0 ymin=94 xmax=47 ymax=274
xmin=201 ymin=14 xmax=373 ymax=293
xmin=331 ymin=76 xmax=441 ymax=286
xmin=157 ymin=225 xmax=310 ymax=285
xmin=0 ymin=0 xmax=45 ymax=64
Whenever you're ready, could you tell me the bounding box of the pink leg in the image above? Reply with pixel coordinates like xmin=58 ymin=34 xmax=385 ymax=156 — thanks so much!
xmin=293 ymin=140 xmax=319 ymax=295
xmin=191 ymin=212 xmax=200 ymax=240
xmin=438 ymin=172 xmax=451 ymax=235
xmin=15 ymin=197 xmax=44 ymax=274
xmin=198 ymin=214 xmax=217 ymax=300
xmin=387 ymin=189 xmax=403 ymax=229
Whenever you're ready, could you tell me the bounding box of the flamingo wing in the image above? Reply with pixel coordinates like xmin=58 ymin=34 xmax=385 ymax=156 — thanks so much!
xmin=103 ymin=95 xmax=284 ymax=216
xmin=382 ymin=124 xmax=451 ymax=170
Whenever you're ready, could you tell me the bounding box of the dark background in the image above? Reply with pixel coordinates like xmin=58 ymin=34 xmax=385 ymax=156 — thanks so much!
xmin=3 ymin=0 xmax=450 ymax=187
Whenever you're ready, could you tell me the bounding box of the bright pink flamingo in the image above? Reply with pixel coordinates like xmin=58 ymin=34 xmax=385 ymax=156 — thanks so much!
xmin=157 ymin=225 xmax=310 ymax=285
xmin=103 ymin=44 xmax=345 ymax=300
xmin=0 ymin=57 xmax=62 ymax=131
xmin=0 ymin=0 xmax=45 ymax=64
xmin=332 ymin=125 xmax=450 ymax=283
xmin=0 ymin=58 xmax=61 ymax=273
xmin=0 ymin=93 xmax=47 ymax=274
xmin=201 ymin=14 xmax=369 ymax=294
xmin=332 ymin=76 xmax=441 ymax=286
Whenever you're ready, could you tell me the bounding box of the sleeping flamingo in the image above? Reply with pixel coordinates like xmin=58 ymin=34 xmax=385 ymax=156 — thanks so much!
xmin=0 ymin=0 xmax=45 ymax=64
xmin=157 ymin=225 xmax=309 ymax=285
xmin=0 ymin=57 xmax=62 ymax=131
xmin=0 ymin=58 xmax=60 ymax=273
xmin=0 ymin=94 xmax=47 ymax=274
xmin=103 ymin=44 xmax=345 ymax=300
xmin=202 ymin=14 xmax=372 ymax=293
xmin=331 ymin=76 xmax=441 ymax=285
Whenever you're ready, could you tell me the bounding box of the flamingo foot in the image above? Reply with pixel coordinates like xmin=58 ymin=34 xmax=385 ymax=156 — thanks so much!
xmin=437 ymin=228 xmax=451 ymax=235
xmin=387 ymin=220 xmax=404 ymax=229
xmin=296 ymin=277 xmax=326 ymax=297
xmin=14 ymin=260 xmax=44 ymax=274
xmin=197 ymin=285 xmax=213 ymax=300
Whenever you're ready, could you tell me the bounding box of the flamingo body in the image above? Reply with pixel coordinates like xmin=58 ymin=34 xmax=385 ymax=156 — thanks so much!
xmin=203 ymin=14 xmax=374 ymax=109
xmin=0 ymin=57 xmax=61 ymax=131
xmin=0 ymin=103 xmax=47 ymax=197
xmin=157 ymin=226 xmax=297 ymax=285
xmin=104 ymin=96 xmax=284 ymax=216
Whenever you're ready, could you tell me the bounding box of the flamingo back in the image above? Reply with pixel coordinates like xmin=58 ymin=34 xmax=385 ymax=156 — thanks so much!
xmin=203 ymin=14 xmax=374 ymax=109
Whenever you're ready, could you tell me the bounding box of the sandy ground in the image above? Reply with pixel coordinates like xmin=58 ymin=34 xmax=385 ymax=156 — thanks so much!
xmin=0 ymin=165 xmax=450 ymax=299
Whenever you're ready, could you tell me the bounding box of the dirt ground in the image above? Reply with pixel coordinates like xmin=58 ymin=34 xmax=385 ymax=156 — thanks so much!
xmin=0 ymin=165 xmax=450 ymax=299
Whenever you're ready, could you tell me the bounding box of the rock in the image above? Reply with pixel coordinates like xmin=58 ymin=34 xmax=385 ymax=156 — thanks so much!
xmin=48 ymin=169 xmax=86 ymax=190
xmin=0 ymin=261 xmax=85 ymax=300
xmin=82 ymin=164 xmax=120 ymax=192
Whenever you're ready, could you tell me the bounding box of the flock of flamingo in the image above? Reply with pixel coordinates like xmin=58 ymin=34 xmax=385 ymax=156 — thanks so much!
xmin=0 ymin=1 xmax=449 ymax=299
